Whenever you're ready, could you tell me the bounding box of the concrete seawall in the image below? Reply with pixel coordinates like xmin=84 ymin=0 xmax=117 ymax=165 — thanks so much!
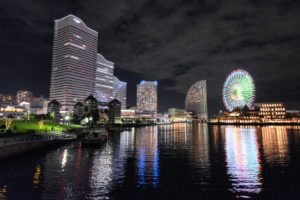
xmin=0 ymin=139 xmax=72 ymax=161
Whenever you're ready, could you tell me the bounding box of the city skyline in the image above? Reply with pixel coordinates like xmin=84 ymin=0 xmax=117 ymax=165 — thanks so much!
xmin=0 ymin=1 xmax=299 ymax=115
xmin=49 ymin=14 xmax=128 ymax=114
xmin=1 ymin=2 xmax=300 ymax=199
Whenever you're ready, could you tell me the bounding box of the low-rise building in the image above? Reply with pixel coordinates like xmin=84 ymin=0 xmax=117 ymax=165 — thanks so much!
xmin=286 ymin=110 xmax=300 ymax=118
xmin=0 ymin=105 xmax=26 ymax=118
xmin=30 ymin=96 xmax=48 ymax=115
xmin=16 ymin=90 xmax=33 ymax=104
xmin=84 ymin=95 xmax=98 ymax=114
xmin=0 ymin=94 xmax=15 ymax=102
xmin=32 ymin=96 xmax=46 ymax=107
xmin=121 ymin=109 xmax=136 ymax=123
xmin=256 ymin=102 xmax=286 ymax=120
xmin=47 ymin=100 xmax=61 ymax=122
xmin=214 ymin=110 xmax=260 ymax=124
xmin=108 ymin=99 xmax=121 ymax=125
xmin=74 ymin=102 xmax=84 ymax=118
xmin=168 ymin=108 xmax=192 ymax=122
xmin=83 ymin=95 xmax=99 ymax=124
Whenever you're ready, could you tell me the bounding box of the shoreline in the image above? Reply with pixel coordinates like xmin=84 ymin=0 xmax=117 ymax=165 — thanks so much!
xmin=0 ymin=138 xmax=74 ymax=161
xmin=207 ymin=122 xmax=300 ymax=126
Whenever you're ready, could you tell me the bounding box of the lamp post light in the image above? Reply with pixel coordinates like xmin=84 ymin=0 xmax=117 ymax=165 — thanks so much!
xmin=89 ymin=116 xmax=93 ymax=127
xmin=64 ymin=115 xmax=70 ymax=125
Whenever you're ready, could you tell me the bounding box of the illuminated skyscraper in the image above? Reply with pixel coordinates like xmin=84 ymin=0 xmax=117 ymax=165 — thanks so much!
xmin=136 ymin=81 xmax=157 ymax=116
xmin=94 ymin=53 xmax=114 ymax=103
xmin=113 ymin=76 xmax=127 ymax=109
xmin=49 ymin=15 xmax=98 ymax=113
xmin=185 ymin=80 xmax=208 ymax=120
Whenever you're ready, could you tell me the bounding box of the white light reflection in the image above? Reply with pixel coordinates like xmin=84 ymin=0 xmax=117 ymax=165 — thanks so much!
xmin=61 ymin=149 xmax=68 ymax=169
xmin=224 ymin=126 xmax=262 ymax=198
xmin=189 ymin=123 xmax=210 ymax=176
xmin=184 ymin=123 xmax=187 ymax=143
xmin=112 ymin=130 xmax=135 ymax=185
xmin=73 ymin=18 xmax=81 ymax=23
xmin=89 ymin=144 xmax=113 ymax=198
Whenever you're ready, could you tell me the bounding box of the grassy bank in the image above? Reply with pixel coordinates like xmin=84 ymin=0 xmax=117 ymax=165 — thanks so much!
xmin=0 ymin=120 xmax=81 ymax=134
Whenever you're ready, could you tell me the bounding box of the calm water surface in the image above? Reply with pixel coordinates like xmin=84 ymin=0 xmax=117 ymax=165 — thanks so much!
xmin=1 ymin=124 xmax=300 ymax=199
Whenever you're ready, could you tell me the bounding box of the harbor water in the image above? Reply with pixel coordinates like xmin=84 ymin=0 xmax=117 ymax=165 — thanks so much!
xmin=0 ymin=124 xmax=300 ymax=199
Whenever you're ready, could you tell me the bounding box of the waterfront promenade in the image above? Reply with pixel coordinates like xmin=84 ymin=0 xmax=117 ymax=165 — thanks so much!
xmin=0 ymin=131 xmax=76 ymax=160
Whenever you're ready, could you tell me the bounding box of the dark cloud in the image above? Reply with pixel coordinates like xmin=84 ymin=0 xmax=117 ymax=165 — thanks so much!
xmin=0 ymin=0 xmax=299 ymax=114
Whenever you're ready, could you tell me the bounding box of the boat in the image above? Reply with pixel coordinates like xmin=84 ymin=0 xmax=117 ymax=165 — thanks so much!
xmin=81 ymin=128 xmax=108 ymax=146
xmin=108 ymin=126 xmax=132 ymax=132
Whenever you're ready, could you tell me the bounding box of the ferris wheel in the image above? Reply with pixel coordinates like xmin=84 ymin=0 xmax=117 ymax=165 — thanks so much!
xmin=222 ymin=69 xmax=255 ymax=111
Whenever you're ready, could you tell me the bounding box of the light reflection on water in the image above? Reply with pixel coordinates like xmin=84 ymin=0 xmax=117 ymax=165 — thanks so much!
xmin=89 ymin=143 xmax=113 ymax=199
xmin=32 ymin=164 xmax=41 ymax=188
xmin=135 ymin=126 xmax=159 ymax=188
xmin=223 ymin=126 xmax=262 ymax=198
xmin=0 ymin=185 xmax=8 ymax=200
xmin=260 ymin=126 xmax=289 ymax=165
xmin=61 ymin=149 xmax=68 ymax=169
xmin=0 ymin=124 xmax=300 ymax=199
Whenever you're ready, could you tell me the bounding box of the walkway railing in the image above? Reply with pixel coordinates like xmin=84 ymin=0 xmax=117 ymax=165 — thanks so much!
xmin=0 ymin=132 xmax=75 ymax=147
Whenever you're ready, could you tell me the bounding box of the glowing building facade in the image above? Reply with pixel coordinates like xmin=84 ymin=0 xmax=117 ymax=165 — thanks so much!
xmin=0 ymin=94 xmax=15 ymax=102
xmin=113 ymin=76 xmax=127 ymax=109
xmin=49 ymin=15 xmax=98 ymax=113
xmin=256 ymin=102 xmax=286 ymax=119
xmin=185 ymin=80 xmax=208 ymax=120
xmin=0 ymin=105 xmax=26 ymax=118
xmin=94 ymin=53 xmax=114 ymax=103
xmin=16 ymin=90 xmax=33 ymax=104
xmin=168 ymin=108 xmax=192 ymax=121
xmin=136 ymin=81 xmax=157 ymax=116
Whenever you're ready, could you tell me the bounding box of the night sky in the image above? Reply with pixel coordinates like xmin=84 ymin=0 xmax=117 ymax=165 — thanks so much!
xmin=0 ymin=0 xmax=299 ymax=115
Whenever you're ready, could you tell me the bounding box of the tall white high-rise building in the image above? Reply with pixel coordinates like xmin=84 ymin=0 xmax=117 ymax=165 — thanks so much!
xmin=94 ymin=53 xmax=114 ymax=103
xmin=136 ymin=81 xmax=157 ymax=116
xmin=49 ymin=15 xmax=98 ymax=113
xmin=113 ymin=76 xmax=127 ymax=109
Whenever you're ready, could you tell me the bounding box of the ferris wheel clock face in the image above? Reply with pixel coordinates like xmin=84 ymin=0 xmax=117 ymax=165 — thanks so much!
xmin=222 ymin=69 xmax=255 ymax=111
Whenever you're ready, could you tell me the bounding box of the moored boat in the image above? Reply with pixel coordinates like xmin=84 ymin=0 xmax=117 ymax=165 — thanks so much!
xmin=81 ymin=128 xmax=108 ymax=146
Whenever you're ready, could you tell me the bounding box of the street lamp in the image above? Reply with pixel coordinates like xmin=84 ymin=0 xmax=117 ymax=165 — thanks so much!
xmin=89 ymin=116 xmax=93 ymax=127
xmin=64 ymin=115 xmax=70 ymax=125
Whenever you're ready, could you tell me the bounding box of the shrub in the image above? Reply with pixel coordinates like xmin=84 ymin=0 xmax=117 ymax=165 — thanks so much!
xmin=6 ymin=129 xmax=12 ymax=134
xmin=27 ymin=129 xmax=36 ymax=133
